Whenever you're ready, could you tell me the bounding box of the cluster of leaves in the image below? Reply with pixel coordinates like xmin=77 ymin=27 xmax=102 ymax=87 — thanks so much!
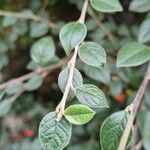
xmin=0 ymin=0 xmax=150 ymax=150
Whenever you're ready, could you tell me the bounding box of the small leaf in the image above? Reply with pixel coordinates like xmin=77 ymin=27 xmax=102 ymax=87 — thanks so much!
xmin=26 ymin=75 xmax=43 ymax=91
xmin=64 ymin=104 xmax=95 ymax=125
xmin=100 ymin=111 xmax=129 ymax=150
xmin=0 ymin=99 xmax=12 ymax=117
xmin=117 ymin=42 xmax=150 ymax=68
xmin=30 ymin=22 xmax=49 ymax=38
xmin=0 ymin=90 xmax=6 ymax=100
xmin=129 ymin=0 xmax=150 ymax=12
xmin=6 ymin=83 xmax=22 ymax=95
xmin=2 ymin=16 xmax=17 ymax=27
xmin=39 ymin=112 xmax=72 ymax=150
xmin=83 ymin=64 xmax=110 ymax=84
xmin=138 ymin=17 xmax=150 ymax=43
xmin=59 ymin=22 xmax=87 ymax=54
xmin=58 ymin=67 xmax=83 ymax=99
xmin=78 ymin=42 xmax=106 ymax=68
xmin=76 ymin=84 xmax=109 ymax=108
xmin=30 ymin=36 xmax=55 ymax=66
xmin=90 ymin=0 xmax=123 ymax=13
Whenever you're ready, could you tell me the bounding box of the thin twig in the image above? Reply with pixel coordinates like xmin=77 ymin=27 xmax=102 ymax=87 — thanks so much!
xmin=118 ymin=62 xmax=150 ymax=150
xmin=0 ymin=10 xmax=55 ymax=28
xmin=55 ymin=0 xmax=89 ymax=121
xmin=0 ymin=58 xmax=66 ymax=90
xmin=87 ymin=8 xmax=116 ymax=48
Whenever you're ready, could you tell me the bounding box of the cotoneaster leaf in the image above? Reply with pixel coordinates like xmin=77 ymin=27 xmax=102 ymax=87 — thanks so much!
xmin=117 ymin=42 xmax=150 ymax=68
xmin=100 ymin=111 xmax=129 ymax=150
xmin=30 ymin=36 xmax=55 ymax=66
xmin=59 ymin=22 xmax=87 ymax=54
xmin=90 ymin=0 xmax=123 ymax=13
xmin=58 ymin=67 xmax=83 ymax=99
xmin=76 ymin=84 xmax=109 ymax=108
xmin=64 ymin=104 xmax=95 ymax=125
xmin=39 ymin=112 xmax=72 ymax=150
xmin=78 ymin=42 xmax=106 ymax=68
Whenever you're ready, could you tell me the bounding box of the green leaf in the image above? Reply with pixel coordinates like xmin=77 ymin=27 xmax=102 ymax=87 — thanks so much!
xmin=138 ymin=17 xmax=150 ymax=43
xmin=26 ymin=75 xmax=43 ymax=91
xmin=6 ymin=83 xmax=22 ymax=95
xmin=129 ymin=0 xmax=150 ymax=12
xmin=100 ymin=111 xmax=129 ymax=150
xmin=83 ymin=64 xmax=110 ymax=84
xmin=59 ymin=22 xmax=87 ymax=54
xmin=76 ymin=84 xmax=109 ymax=108
xmin=39 ymin=112 xmax=72 ymax=150
xmin=0 ymin=99 xmax=12 ymax=117
xmin=2 ymin=16 xmax=17 ymax=27
xmin=78 ymin=42 xmax=106 ymax=68
xmin=30 ymin=36 xmax=55 ymax=66
xmin=64 ymin=104 xmax=95 ymax=125
xmin=116 ymin=42 xmax=150 ymax=68
xmin=58 ymin=67 xmax=83 ymax=99
xmin=0 ymin=90 xmax=5 ymax=100
xmin=90 ymin=0 xmax=123 ymax=13
xmin=30 ymin=22 xmax=49 ymax=38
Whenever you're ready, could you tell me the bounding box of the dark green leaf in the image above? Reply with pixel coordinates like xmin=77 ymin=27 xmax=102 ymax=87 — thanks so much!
xmin=76 ymin=84 xmax=109 ymax=108
xmin=78 ymin=42 xmax=106 ymax=68
xmin=39 ymin=112 xmax=72 ymax=150
xmin=59 ymin=22 xmax=87 ymax=54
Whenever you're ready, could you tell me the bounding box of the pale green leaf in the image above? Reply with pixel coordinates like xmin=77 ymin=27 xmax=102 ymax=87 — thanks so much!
xmin=138 ymin=17 xmax=150 ymax=43
xmin=76 ymin=84 xmax=109 ymax=108
xmin=129 ymin=0 xmax=150 ymax=12
xmin=30 ymin=36 xmax=55 ymax=66
xmin=117 ymin=42 xmax=150 ymax=68
xmin=6 ymin=83 xmax=22 ymax=95
xmin=83 ymin=64 xmax=111 ymax=84
xmin=2 ymin=16 xmax=17 ymax=27
xmin=39 ymin=112 xmax=72 ymax=150
xmin=30 ymin=22 xmax=49 ymax=38
xmin=90 ymin=0 xmax=123 ymax=13
xmin=64 ymin=104 xmax=95 ymax=125
xmin=26 ymin=75 xmax=43 ymax=91
xmin=58 ymin=67 xmax=83 ymax=99
xmin=78 ymin=42 xmax=106 ymax=68
xmin=59 ymin=22 xmax=87 ymax=54
xmin=100 ymin=111 xmax=129 ymax=150
xmin=0 ymin=99 xmax=12 ymax=117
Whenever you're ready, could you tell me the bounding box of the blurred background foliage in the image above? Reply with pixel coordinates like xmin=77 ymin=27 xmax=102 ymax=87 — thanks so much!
xmin=0 ymin=0 xmax=150 ymax=149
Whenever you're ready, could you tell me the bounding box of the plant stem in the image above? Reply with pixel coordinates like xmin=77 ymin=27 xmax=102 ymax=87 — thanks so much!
xmin=55 ymin=0 xmax=89 ymax=121
xmin=0 ymin=58 xmax=66 ymax=90
xmin=118 ymin=62 xmax=150 ymax=150
xmin=0 ymin=10 xmax=55 ymax=28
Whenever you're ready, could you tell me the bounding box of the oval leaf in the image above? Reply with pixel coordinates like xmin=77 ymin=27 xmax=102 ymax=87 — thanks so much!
xmin=129 ymin=0 xmax=150 ymax=12
xmin=90 ymin=0 xmax=123 ymax=13
xmin=0 ymin=99 xmax=12 ymax=117
xmin=78 ymin=42 xmax=106 ymax=68
xmin=39 ymin=112 xmax=72 ymax=150
xmin=117 ymin=42 xmax=150 ymax=68
xmin=30 ymin=36 xmax=55 ymax=66
xmin=83 ymin=64 xmax=110 ymax=84
xmin=64 ymin=104 xmax=95 ymax=125
xmin=58 ymin=67 xmax=83 ymax=99
xmin=100 ymin=111 xmax=129 ymax=150
xmin=59 ymin=22 xmax=87 ymax=54
xmin=138 ymin=17 xmax=150 ymax=43
xmin=26 ymin=75 xmax=43 ymax=91
xmin=76 ymin=84 xmax=109 ymax=108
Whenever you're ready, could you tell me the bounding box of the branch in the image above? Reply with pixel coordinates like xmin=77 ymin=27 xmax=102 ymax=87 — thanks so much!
xmin=0 ymin=58 xmax=66 ymax=90
xmin=55 ymin=0 xmax=89 ymax=121
xmin=0 ymin=10 xmax=55 ymax=28
xmin=118 ymin=62 xmax=150 ymax=150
